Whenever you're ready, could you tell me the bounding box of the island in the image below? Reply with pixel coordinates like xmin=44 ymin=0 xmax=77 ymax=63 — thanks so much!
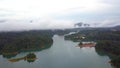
xmin=9 ymin=53 xmax=37 ymax=63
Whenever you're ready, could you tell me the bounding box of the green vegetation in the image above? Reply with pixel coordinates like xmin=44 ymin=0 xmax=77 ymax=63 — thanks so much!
xmin=9 ymin=53 xmax=37 ymax=63
xmin=65 ymin=30 xmax=120 ymax=41
xmin=65 ymin=28 xmax=120 ymax=68
xmin=0 ymin=26 xmax=120 ymax=67
xmin=96 ymin=41 xmax=120 ymax=68
xmin=25 ymin=53 xmax=37 ymax=63
xmin=26 ymin=53 xmax=36 ymax=59
xmin=111 ymin=56 xmax=120 ymax=67
xmin=0 ymin=30 xmax=53 ymax=58
xmin=0 ymin=29 xmax=73 ymax=58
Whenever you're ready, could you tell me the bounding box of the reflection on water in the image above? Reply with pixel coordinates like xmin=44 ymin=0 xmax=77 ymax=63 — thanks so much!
xmin=76 ymin=41 xmax=96 ymax=48
xmin=9 ymin=53 xmax=37 ymax=63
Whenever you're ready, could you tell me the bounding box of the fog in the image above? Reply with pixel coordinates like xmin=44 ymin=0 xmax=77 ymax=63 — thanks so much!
xmin=0 ymin=18 xmax=75 ymax=31
xmin=0 ymin=0 xmax=120 ymax=31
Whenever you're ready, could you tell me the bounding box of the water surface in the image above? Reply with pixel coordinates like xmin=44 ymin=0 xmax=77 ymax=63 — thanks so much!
xmin=0 ymin=35 xmax=113 ymax=68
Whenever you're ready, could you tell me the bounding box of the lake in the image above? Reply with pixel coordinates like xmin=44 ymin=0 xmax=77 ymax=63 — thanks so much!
xmin=0 ymin=35 xmax=113 ymax=68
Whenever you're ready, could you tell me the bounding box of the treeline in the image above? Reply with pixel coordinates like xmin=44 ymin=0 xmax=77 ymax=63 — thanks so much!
xmin=65 ymin=30 xmax=120 ymax=41
xmin=65 ymin=29 xmax=120 ymax=68
xmin=0 ymin=29 xmax=72 ymax=58
xmin=0 ymin=30 xmax=54 ymax=58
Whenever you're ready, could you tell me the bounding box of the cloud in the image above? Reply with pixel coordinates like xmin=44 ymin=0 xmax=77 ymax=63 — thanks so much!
xmin=0 ymin=20 xmax=7 ymax=23
xmin=0 ymin=18 xmax=75 ymax=31
xmin=0 ymin=0 xmax=108 ymax=19
xmin=0 ymin=0 xmax=120 ymax=31
xmin=97 ymin=19 xmax=120 ymax=27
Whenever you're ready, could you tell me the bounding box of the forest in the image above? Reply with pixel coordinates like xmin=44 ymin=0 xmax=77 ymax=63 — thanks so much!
xmin=65 ymin=27 xmax=120 ymax=68
xmin=0 ymin=29 xmax=73 ymax=58
xmin=0 ymin=26 xmax=120 ymax=67
xmin=0 ymin=30 xmax=54 ymax=58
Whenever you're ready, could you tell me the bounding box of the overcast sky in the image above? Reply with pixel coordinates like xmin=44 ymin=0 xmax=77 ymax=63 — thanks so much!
xmin=0 ymin=0 xmax=120 ymax=31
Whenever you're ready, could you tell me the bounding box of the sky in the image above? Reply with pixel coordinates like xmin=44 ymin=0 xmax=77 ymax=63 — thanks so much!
xmin=0 ymin=0 xmax=120 ymax=31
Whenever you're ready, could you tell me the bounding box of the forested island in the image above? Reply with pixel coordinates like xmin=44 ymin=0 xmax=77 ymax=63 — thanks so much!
xmin=9 ymin=53 xmax=37 ymax=63
xmin=65 ymin=26 xmax=120 ymax=68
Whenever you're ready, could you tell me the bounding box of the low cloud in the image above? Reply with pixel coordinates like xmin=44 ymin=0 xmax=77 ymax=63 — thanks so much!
xmin=0 ymin=0 xmax=120 ymax=31
xmin=97 ymin=19 xmax=120 ymax=27
xmin=0 ymin=18 xmax=75 ymax=31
